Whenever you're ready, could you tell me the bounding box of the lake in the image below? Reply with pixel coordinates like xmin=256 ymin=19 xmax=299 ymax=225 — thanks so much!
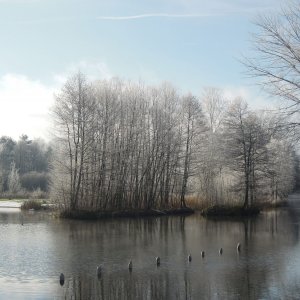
xmin=1 ymin=194 xmax=300 ymax=299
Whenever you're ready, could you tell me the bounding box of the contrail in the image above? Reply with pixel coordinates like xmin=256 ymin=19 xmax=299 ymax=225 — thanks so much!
xmin=96 ymin=13 xmax=219 ymax=20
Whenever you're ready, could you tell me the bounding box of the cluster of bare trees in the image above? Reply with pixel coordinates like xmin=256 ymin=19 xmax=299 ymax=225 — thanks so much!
xmin=197 ymin=92 xmax=297 ymax=208
xmin=196 ymin=0 xmax=300 ymax=207
xmin=0 ymin=135 xmax=51 ymax=196
xmin=51 ymin=74 xmax=204 ymax=210
xmin=51 ymin=74 xmax=297 ymax=211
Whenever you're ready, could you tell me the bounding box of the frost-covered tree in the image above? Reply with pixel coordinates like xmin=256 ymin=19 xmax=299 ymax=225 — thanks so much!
xmin=51 ymin=75 xmax=207 ymax=211
xmin=245 ymin=0 xmax=300 ymax=137
xmin=8 ymin=161 xmax=21 ymax=195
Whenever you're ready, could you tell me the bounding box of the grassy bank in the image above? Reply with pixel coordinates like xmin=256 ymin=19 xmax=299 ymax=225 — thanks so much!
xmin=60 ymin=207 xmax=195 ymax=220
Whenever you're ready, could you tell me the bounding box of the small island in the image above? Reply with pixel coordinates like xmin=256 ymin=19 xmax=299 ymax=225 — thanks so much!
xmin=0 ymin=79 xmax=296 ymax=219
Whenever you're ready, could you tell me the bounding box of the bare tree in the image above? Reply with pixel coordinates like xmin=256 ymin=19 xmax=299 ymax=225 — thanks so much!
xmin=223 ymin=99 xmax=271 ymax=208
xmin=202 ymin=87 xmax=226 ymax=133
xmin=8 ymin=161 xmax=21 ymax=195
xmin=52 ymin=73 xmax=95 ymax=210
xmin=179 ymin=94 xmax=204 ymax=208
xmin=198 ymin=88 xmax=226 ymax=204
xmin=264 ymin=138 xmax=296 ymax=202
xmin=245 ymin=0 xmax=300 ymax=124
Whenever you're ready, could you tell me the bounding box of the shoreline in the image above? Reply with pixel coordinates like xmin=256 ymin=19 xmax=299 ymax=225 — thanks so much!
xmin=0 ymin=199 xmax=290 ymax=219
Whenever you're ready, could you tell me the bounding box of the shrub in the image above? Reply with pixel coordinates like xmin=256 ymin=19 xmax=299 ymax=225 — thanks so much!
xmin=21 ymin=199 xmax=43 ymax=210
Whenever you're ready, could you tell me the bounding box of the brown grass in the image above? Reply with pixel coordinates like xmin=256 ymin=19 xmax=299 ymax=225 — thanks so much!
xmin=185 ymin=195 xmax=210 ymax=210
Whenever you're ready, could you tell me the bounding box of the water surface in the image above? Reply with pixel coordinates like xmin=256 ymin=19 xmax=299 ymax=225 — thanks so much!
xmin=1 ymin=195 xmax=300 ymax=299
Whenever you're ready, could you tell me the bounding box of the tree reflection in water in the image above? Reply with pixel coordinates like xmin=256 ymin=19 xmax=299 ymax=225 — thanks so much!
xmin=62 ymin=272 xmax=190 ymax=300
xmin=57 ymin=204 xmax=300 ymax=300
xmin=0 ymin=197 xmax=300 ymax=299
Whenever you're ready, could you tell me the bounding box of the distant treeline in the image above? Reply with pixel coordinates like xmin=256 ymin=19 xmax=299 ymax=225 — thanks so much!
xmin=0 ymin=135 xmax=52 ymax=196
xmin=50 ymin=73 xmax=299 ymax=211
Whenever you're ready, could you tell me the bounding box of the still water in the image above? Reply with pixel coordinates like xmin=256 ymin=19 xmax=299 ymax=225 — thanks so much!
xmin=1 ymin=195 xmax=300 ymax=299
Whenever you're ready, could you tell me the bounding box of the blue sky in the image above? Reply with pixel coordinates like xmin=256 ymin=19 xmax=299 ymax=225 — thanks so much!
xmin=0 ymin=0 xmax=283 ymax=139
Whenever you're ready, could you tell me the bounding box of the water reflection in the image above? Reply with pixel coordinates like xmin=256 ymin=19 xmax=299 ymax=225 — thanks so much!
xmin=0 ymin=196 xmax=300 ymax=299
xmin=62 ymin=272 xmax=189 ymax=300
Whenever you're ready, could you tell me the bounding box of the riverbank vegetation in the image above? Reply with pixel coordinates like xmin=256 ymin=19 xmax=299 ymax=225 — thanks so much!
xmin=50 ymin=73 xmax=299 ymax=217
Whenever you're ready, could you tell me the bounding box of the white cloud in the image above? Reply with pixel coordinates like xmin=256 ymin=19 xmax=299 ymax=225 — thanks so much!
xmin=53 ymin=60 xmax=112 ymax=85
xmin=222 ymin=86 xmax=276 ymax=111
xmin=96 ymin=1 xmax=282 ymax=22
xmin=0 ymin=74 xmax=55 ymax=140
xmin=0 ymin=60 xmax=112 ymax=141
xmin=96 ymin=13 xmax=219 ymax=21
